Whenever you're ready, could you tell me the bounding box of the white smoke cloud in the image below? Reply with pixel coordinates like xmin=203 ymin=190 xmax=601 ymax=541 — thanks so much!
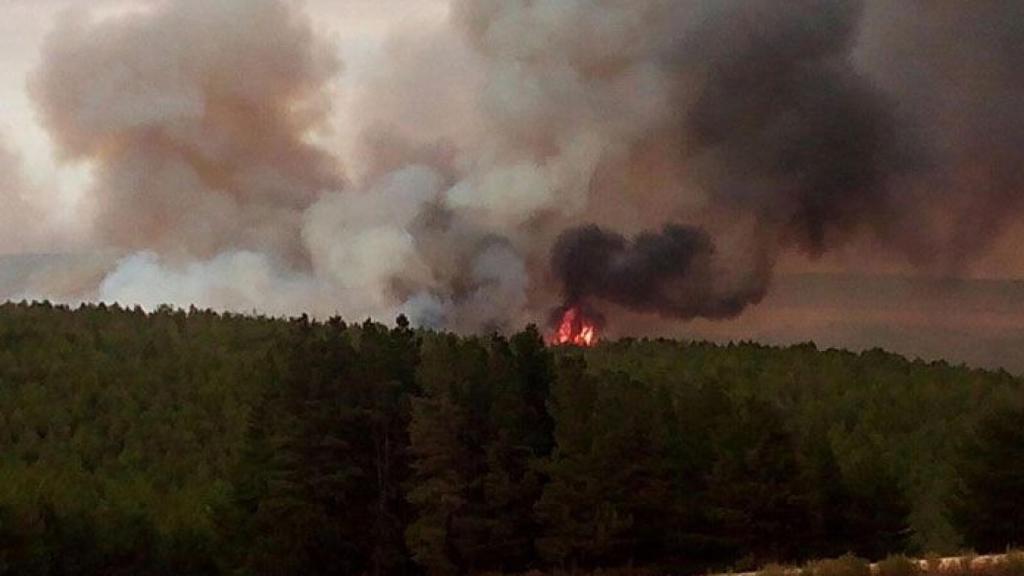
xmin=303 ymin=165 xmax=444 ymax=314
xmin=99 ymin=251 xmax=319 ymax=315
xmin=458 ymin=242 xmax=529 ymax=329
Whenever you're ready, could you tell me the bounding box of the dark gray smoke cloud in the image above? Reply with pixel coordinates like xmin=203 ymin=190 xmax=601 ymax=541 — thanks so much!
xmin=858 ymin=0 xmax=1024 ymax=267
xmin=682 ymin=0 xmax=909 ymax=255
xmin=552 ymin=224 xmax=768 ymax=320
xmin=552 ymin=0 xmax=1024 ymax=321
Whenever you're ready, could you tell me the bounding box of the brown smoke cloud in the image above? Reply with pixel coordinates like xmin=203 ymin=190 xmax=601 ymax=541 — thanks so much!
xmin=31 ymin=0 xmax=343 ymax=262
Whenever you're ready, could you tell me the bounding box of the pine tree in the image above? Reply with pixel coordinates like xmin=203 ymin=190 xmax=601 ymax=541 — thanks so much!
xmin=407 ymin=331 xmax=555 ymax=575
xmin=406 ymin=335 xmax=482 ymax=575
xmin=841 ymin=453 xmax=911 ymax=560
xmin=703 ymin=398 xmax=814 ymax=565
xmin=953 ymin=397 xmax=1024 ymax=552
xmin=536 ymin=359 xmax=672 ymax=569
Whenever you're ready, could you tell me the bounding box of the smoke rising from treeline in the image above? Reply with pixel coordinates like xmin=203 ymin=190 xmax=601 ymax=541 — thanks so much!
xmin=552 ymin=224 xmax=771 ymax=320
xmin=12 ymin=0 xmax=1024 ymax=330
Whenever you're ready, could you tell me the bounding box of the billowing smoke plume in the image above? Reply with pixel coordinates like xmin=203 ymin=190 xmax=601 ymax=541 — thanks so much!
xmin=857 ymin=0 xmax=1024 ymax=267
xmin=549 ymin=0 xmax=911 ymax=319
xmin=550 ymin=0 xmax=1024 ymax=322
xmin=14 ymin=0 xmax=1024 ymax=334
xmin=32 ymin=0 xmax=343 ymax=261
xmin=553 ymin=224 xmax=769 ymax=320
xmin=681 ymin=0 xmax=908 ymax=255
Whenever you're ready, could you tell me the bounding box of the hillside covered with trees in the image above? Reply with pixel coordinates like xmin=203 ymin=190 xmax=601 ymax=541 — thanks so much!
xmin=0 ymin=302 xmax=1022 ymax=575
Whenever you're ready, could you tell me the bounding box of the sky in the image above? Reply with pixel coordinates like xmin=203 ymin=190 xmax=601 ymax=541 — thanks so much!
xmin=2 ymin=0 xmax=1024 ymax=372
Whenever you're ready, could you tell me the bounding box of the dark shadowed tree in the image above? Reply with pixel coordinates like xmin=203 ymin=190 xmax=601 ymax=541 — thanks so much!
xmin=536 ymin=357 xmax=673 ymax=569
xmin=703 ymin=398 xmax=814 ymax=566
xmin=841 ymin=453 xmax=911 ymax=560
xmin=406 ymin=330 xmax=555 ymax=575
xmin=953 ymin=396 xmax=1024 ymax=552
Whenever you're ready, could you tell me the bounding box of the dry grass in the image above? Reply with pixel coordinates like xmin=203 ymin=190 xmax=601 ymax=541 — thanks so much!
xmin=801 ymin=554 xmax=872 ymax=576
xmin=876 ymin=555 xmax=921 ymax=576
xmin=480 ymin=552 xmax=1024 ymax=576
xmin=744 ymin=551 xmax=1024 ymax=576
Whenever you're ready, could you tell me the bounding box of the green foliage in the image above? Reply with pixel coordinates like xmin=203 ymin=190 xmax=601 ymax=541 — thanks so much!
xmin=234 ymin=317 xmax=421 ymax=575
xmin=841 ymin=453 xmax=912 ymax=559
xmin=0 ymin=302 xmax=1022 ymax=575
xmin=704 ymin=398 xmax=813 ymax=564
xmin=407 ymin=330 xmax=554 ymax=575
xmin=953 ymin=396 xmax=1024 ymax=553
xmin=535 ymin=359 xmax=673 ymax=568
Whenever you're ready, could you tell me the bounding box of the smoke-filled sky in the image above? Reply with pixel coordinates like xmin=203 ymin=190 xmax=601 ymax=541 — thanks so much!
xmin=3 ymin=0 xmax=1024 ymax=371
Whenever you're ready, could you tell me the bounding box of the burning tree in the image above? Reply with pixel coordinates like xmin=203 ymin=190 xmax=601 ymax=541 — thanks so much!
xmin=550 ymin=306 xmax=600 ymax=347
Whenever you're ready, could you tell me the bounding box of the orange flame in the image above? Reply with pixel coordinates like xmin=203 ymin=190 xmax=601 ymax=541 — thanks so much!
xmin=552 ymin=306 xmax=599 ymax=347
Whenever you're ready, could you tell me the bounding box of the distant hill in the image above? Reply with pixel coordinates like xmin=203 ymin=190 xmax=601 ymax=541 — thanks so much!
xmin=620 ymin=272 xmax=1024 ymax=374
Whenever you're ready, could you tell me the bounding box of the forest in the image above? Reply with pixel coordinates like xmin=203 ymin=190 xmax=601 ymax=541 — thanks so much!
xmin=0 ymin=301 xmax=1022 ymax=576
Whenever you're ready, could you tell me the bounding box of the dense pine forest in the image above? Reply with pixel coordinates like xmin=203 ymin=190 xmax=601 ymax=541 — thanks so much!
xmin=0 ymin=302 xmax=1022 ymax=576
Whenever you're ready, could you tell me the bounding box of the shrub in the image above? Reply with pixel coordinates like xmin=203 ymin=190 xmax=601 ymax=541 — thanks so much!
xmin=998 ymin=551 xmax=1024 ymax=576
xmin=758 ymin=563 xmax=794 ymax=576
xmin=877 ymin=555 xmax=920 ymax=576
xmin=802 ymin=554 xmax=871 ymax=576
